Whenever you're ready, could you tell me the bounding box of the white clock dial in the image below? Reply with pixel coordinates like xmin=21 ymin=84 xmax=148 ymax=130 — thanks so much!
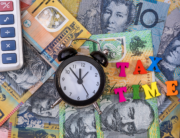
xmin=60 ymin=61 xmax=101 ymax=101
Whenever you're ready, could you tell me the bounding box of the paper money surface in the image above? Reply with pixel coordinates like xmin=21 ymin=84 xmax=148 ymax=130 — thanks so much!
xmin=159 ymin=101 xmax=180 ymax=138
xmin=9 ymin=79 xmax=59 ymax=138
xmin=20 ymin=0 xmax=81 ymax=18
xmin=77 ymin=0 xmax=169 ymax=56
xmin=59 ymin=93 xmax=160 ymax=138
xmin=22 ymin=0 xmax=91 ymax=69
xmin=0 ymin=39 xmax=56 ymax=126
xmin=0 ymin=0 xmax=90 ymax=127
xmin=157 ymin=0 xmax=180 ymax=14
xmin=157 ymin=8 xmax=180 ymax=91
xmin=82 ymin=30 xmax=154 ymax=94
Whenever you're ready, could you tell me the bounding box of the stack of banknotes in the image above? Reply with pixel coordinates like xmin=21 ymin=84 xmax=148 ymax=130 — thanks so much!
xmin=1 ymin=0 xmax=180 ymax=138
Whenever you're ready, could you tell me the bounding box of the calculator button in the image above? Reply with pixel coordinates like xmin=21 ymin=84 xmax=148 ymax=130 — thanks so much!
xmin=0 ymin=14 xmax=14 ymax=25
xmin=0 ymin=1 xmax=13 ymax=12
xmin=1 ymin=27 xmax=15 ymax=38
xmin=1 ymin=40 xmax=16 ymax=51
xmin=2 ymin=53 xmax=17 ymax=64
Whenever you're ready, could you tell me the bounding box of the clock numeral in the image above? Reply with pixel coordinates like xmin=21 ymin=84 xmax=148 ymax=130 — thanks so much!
xmin=62 ymin=77 xmax=65 ymax=81
xmin=96 ymin=82 xmax=99 ymax=86
xmin=93 ymin=90 xmax=96 ymax=94
xmin=69 ymin=92 xmax=72 ymax=96
xmin=64 ymin=86 xmax=66 ymax=90
xmin=73 ymin=64 xmax=76 ymax=68
xmin=77 ymin=97 xmax=80 ymax=100
xmin=81 ymin=63 xmax=85 ymax=67
xmin=66 ymin=70 xmax=70 ymax=74
xmin=86 ymin=94 xmax=89 ymax=99
xmin=90 ymin=66 xmax=92 ymax=70
xmin=95 ymin=73 xmax=98 ymax=77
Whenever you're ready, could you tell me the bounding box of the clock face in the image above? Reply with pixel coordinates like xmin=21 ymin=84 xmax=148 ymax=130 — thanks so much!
xmin=60 ymin=61 xmax=101 ymax=101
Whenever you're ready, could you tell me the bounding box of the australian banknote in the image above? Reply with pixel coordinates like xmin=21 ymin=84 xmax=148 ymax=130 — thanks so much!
xmin=157 ymin=8 xmax=180 ymax=90
xmin=20 ymin=0 xmax=81 ymax=17
xmin=159 ymin=99 xmax=180 ymax=138
xmin=157 ymin=0 xmax=180 ymax=14
xmin=8 ymin=79 xmax=59 ymax=138
xmin=82 ymin=30 xmax=155 ymax=94
xmin=156 ymin=8 xmax=180 ymax=137
xmin=59 ymin=93 xmax=160 ymax=138
xmin=0 ymin=39 xmax=56 ymax=126
xmin=22 ymin=0 xmax=91 ymax=69
xmin=0 ymin=0 xmax=90 ymax=127
xmin=77 ymin=0 xmax=169 ymax=56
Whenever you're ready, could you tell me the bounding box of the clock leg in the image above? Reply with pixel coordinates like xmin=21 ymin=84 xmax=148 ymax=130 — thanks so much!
xmin=93 ymin=102 xmax=102 ymax=115
xmin=51 ymin=98 xmax=63 ymax=108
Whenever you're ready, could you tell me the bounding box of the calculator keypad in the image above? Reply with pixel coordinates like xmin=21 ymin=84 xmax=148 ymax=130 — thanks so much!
xmin=0 ymin=0 xmax=23 ymax=71
xmin=2 ymin=53 xmax=17 ymax=64
xmin=1 ymin=40 xmax=16 ymax=51
xmin=0 ymin=1 xmax=13 ymax=12
xmin=1 ymin=27 xmax=15 ymax=38
xmin=0 ymin=14 xmax=14 ymax=25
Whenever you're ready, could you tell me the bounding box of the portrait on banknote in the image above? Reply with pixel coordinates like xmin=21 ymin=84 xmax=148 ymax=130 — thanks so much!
xmin=78 ymin=0 xmax=136 ymax=34
xmin=160 ymin=115 xmax=178 ymax=138
xmin=63 ymin=94 xmax=155 ymax=138
xmin=100 ymin=94 xmax=154 ymax=137
xmin=64 ymin=106 xmax=97 ymax=138
xmin=1 ymin=40 xmax=51 ymax=97
xmin=100 ymin=0 xmax=136 ymax=34
xmin=36 ymin=7 xmax=68 ymax=32
xmin=159 ymin=32 xmax=180 ymax=91
xmin=18 ymin=128 xmax=57 ymax=138
xmin=158 ymin=22 xmax=180 ymax=55
xmin=16 ymin=79 xmax=59 ymax=129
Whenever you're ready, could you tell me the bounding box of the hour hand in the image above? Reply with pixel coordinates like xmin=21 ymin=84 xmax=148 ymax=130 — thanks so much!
xmin=70 ymin=67 xmax=79 ymax=80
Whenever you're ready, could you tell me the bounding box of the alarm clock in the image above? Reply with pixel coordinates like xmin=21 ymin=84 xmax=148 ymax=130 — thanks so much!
xmin=51 ymin=38 xmax=108 ymax=114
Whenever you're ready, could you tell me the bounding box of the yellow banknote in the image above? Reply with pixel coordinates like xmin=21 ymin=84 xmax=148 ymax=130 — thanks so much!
xmin=60 ymin=0 xmax=81 ymax=18
xmin=0 ymin=0 xmax=91 ymax=126
xmin=22 ymin=0 xmax=91 ymax=69
xmin=83 ymin=30 xmax=155 ymax=94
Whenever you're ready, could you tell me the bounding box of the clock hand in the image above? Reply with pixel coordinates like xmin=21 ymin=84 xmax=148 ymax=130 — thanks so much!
xmin=82 ymin=83 xmax=89 ymax=95
xmin=82 ymin=72 xmax=89 ymax=80
xmin=79 ymin=69 xmax=82 ymax=80
xmin=70 ymin=67 xmax=79 ymax=80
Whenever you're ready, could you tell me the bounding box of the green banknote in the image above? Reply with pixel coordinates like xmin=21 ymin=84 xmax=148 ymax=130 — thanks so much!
xmin=59 ymin=93 xmax=160 ymax=138
xmin=59 ymin=30 xmax=160 ymax=138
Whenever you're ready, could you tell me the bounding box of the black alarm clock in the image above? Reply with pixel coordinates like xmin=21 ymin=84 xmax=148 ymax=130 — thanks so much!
xmin=51 ymin=38 xmax=108 ymax=114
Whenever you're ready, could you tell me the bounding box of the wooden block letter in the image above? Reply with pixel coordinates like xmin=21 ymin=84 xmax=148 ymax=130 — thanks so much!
xmin=165 ymin=81 xmax=178 ymax=96
xmin=114 ymin=87 xmax=127 ymax=102
xmin=133 ymin=60 xmax=147 ymax=75
xmin=116 ymin=62 xmax=129 ymax=77
xmin=142 ymin=82 xmax=161 ymax=99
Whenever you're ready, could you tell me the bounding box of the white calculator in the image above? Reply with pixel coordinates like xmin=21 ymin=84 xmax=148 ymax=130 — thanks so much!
xmin=0 ymin=0 xmax=23 ymax=72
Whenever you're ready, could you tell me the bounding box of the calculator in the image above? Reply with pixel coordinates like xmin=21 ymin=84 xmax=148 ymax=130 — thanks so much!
xmin=0 ymin=0 xmax=23 ymax=72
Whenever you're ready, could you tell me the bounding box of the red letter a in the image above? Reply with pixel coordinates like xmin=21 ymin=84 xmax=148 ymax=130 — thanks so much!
xmin=133 ymin=60 xmax=147 ymax=75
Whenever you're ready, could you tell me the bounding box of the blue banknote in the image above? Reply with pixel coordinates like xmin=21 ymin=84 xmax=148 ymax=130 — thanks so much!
xmin=77 ymin=0 xmax=170 ymax=56
xmin=8 ymin=79 xmax=59 ymax=138
xmin=158 ymin=8 xmax=180 ymax=91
